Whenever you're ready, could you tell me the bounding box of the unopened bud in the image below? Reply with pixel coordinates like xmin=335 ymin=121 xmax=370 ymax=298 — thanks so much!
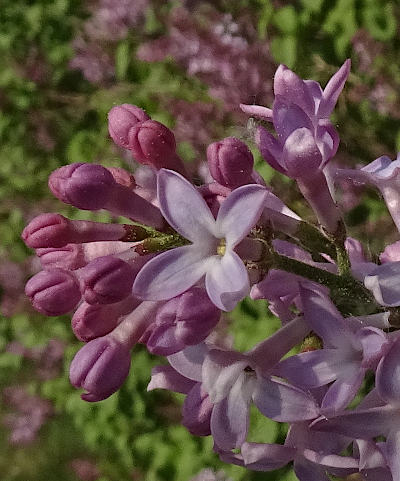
xmin=207 ymin=137 xmax=254 ymax=188
xmin=48 ymin=163 xmax=115 ymax=210
xmin=69 ymin=336 xmax=131 ymax=401
xmin=108 ymin=104 xmax=150 ymax=148
xmin=25 ymin=268 xmax=81 ymax=316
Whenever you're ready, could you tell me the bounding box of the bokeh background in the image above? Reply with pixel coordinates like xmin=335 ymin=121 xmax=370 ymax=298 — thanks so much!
xmin=1 ymin=1 xmax=400 ymax=480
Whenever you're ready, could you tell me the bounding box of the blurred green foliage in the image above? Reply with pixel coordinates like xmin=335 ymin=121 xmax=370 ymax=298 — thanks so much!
xmin=1 ymin=0 xmax=400 ymax=480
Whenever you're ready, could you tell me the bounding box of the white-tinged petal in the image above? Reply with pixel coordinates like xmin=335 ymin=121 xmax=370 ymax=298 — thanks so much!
xmin=168 ymin=343 xmax=209 ymax=382
xmin=205 ymin=251 xmax=249 ymax=311
xmin=202 ymin=352 xmax=248 ymax=403
xmin=364 ymin=262 xmax=400 ymax=307
xmin=253 ymin=377 xmax=319 ymax=422
xmin=210 ymin=373 xmax=255 ymax=450
xmin=157 ymin=169 xmax=216 ymax=242
xmin=215 ymin=184 xmax=267 ymax=247
xmin=132 ymin=244 xmax=210 ymax=301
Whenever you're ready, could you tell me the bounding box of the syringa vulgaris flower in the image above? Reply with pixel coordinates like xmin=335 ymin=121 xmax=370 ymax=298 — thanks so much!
xmin=132 ymin=169 xmax=267 ymax=311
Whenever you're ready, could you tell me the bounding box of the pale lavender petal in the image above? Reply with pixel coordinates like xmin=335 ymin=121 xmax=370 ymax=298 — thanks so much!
xmin=282 ymin=127 xmax=323 ymax=177
xmin=210 ymin=373 xmax=254 ymax=450
xmin=157 ymin=169 xmax=216 ymax=242
xmin=273 ymin=64 xmax=315 ymax=116
xmin=239 ymin=103 xmax=273 ymax=121
xmin=386 ymin=427 xmax=400 ymax=481
xmin=293 ymin=457 xmax=331 ymax=481
xmin=364 ymin=262 xmax=400 ymax=307
xmin=132 ymin=245 xmax=209 ymax=301
xmin=168 ymin=343 xmax=208 ymax=382
xmin=241 ymin=442 xmax=295 ymax=471
xmin=312 ymin=406 xmax=394 ymax=438
xmin=147 ymin=365 xmax=195 ymax=394
xmin=275 ymin=349 xmax=343 ymax=387
xmin=301 ymin=449 xmax=359 ymax=476
xmin=273 ymin=97 xmax=314 ymax=143
xmin=205 ymin=251 xmax=249 ymax=311
xmin=215 ymin=184 xmax=267 ymax=247
xmin=321 ymin=365 xmax=365 ymax=414
xmin=316 ymin=122 xmax=339 ymax=166
xmin=318 ymin=59 xmax=351 ymax=118
xmin=253 ymin=377 xmax=319 ymax=422
xmin=376 ymin=336 xmax=400 ymax=406
xmin=202 ymin=350 xmax=247 ymax=403
xmin=354 ymin=439 xmax=387 ymax=471
xmin=300 ymin=285 xmax=348 ymax=348
xmin=304 ymin=79 xmax=323 ymax=113
xmin=255 ymin=126 xmax=286 ymax=174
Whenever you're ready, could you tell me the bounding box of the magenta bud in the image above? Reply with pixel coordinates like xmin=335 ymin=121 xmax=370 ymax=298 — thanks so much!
xmin=146 ymin=288 xmax=220 ymax=355
xmin=22 ymin=213 xmax=71 ymax=248
xmin=72 ymin=297 xmax=139 ymax=342
xmin=128 ymin=120 xmax=176 ymax=167
xmin=79 ymin=256 xmax=135 ymax=304
xmin=69 ymin=337 xmax=131 ymax=401
xmin=108 ymin=104 xmax=150 ymax=148
xmin=36 ymin=244 xmax=84 ymax=270
xmin=207 ymin=137 xmax=254 ymax=188
xmin=25 ymin=268 xmax=81 ymax=316
xmin=48 ymin=163 xmax=115 ymax=210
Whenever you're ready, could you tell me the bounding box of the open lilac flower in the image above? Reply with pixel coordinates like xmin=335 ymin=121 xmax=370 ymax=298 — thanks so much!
xmin=133 ymin=169 xmax=267 ymax=311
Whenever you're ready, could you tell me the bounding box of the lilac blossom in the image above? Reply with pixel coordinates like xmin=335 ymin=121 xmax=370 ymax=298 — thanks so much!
xmin=132 ymin=169 xmax=267 ymax=311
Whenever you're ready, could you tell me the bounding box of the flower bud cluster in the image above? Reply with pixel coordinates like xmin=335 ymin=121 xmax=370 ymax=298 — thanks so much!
xmin=22 ymin=62 xmax=400 ymax=480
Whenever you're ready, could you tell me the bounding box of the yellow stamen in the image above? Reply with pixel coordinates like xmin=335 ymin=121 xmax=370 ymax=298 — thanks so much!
xmin=217 ymin=238 xmax=226 ymax=256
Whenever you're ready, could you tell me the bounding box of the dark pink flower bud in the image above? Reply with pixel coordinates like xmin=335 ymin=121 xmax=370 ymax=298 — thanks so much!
xmin=36 ymin=244 xmax=85 ymax=270
xmin=72 ymin=297 xmax=139 ymax=342
xmin=69 ymin=337 xmax=131 ymax=401
xmin=25 ymin=268 xmax=81 ymax=316
xmin=128 ymin=120 xmax=181 ymax=170
xmin=79 ymin=256 xmax=135 ymax=304
xmin=22 ymin=213 xmax=71 ymax=248
xmin=108 ymin=104 xmax=150 ymax=148
xmin=207 ymin=137 xmax=254 ymax=188
xmin=48 ymin=163 xmax=115 ymax=210
xmin=22 ymin=213 xmax=127 ymax=248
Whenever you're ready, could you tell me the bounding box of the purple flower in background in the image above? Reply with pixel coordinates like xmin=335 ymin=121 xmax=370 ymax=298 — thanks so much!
xmin=133 ymin=169 xmax=267 ymax=311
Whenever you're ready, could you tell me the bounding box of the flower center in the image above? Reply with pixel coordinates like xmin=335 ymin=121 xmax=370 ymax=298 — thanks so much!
xmin=217 ymin=238 xmax=226 ymax=256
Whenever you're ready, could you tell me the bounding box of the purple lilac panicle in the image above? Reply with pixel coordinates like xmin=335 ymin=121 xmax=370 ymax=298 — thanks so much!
xmin=21 ymin=58 xmax=400 ymax=481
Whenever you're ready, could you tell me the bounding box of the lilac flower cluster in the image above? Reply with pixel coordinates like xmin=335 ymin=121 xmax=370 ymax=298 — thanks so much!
xmin=22 ymin=61 xmax=400 ymax=480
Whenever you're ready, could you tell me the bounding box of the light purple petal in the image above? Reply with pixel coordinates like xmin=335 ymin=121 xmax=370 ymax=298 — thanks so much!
xmin=255 ymin=126 xmax=286 ymax=174
xmin=273 ymin=64 xmax=315 ymax=117
xmin=210 ymin=373 xmax=254 ymax=450
xmin=301 ymin=449 xmax=359 ymax=475
xmin=311 ymin=406 xmax=394 ymax=438
xmin=168 ymin=343 xmax=208 ymax=382
xmin=132 ymin=245 xmax=209 ymax=301
xmin=275 ymin=349 xmax=344 ymax=387
xmin=304 ymin=79 xmax=323 ymax=113
xmin=293 ymin=457 xmax=331 ymax=481
xmin=253 ymin=377 xmax=319 ymax=422
xmin=157 ymin=169 xmax=216 ymax=242
xmin=321 ymin=365 xmax=365 ymax=414
xmin=239 ymin=103 xmax=273 ymax=121
xmin=215 ymin=184 xmax=267 ymax=247
xmin=202 ymin=350 xmax=248 ymax=403
xmin=273 ymin=97 xmax=314 ymax=143
xmin=385 ymin=426 xmax=400 ymax=481
xmin=318 ymin=59 xmax=351 ymax=118
xmin=205 ymin=251 xmax=249 ymax=311
xmin=241 ymin=442 xmax=295 ymax=471
xmin=376 ymin=336 xmax=400 ymax=406
xmin=282 ymin=127 xmax=323 ymax=178
xmin=147 ymin=365 xmax=195 ymax=394
xmin=364 ymin=262 xmax=400 ymax=306
xmin=354 ymin=439 xmax=387 ymax=471
xmin=300 ymin=285 xmax=349 ymax=348
xmin=316 ymin=122 xmax=339 ymax=166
